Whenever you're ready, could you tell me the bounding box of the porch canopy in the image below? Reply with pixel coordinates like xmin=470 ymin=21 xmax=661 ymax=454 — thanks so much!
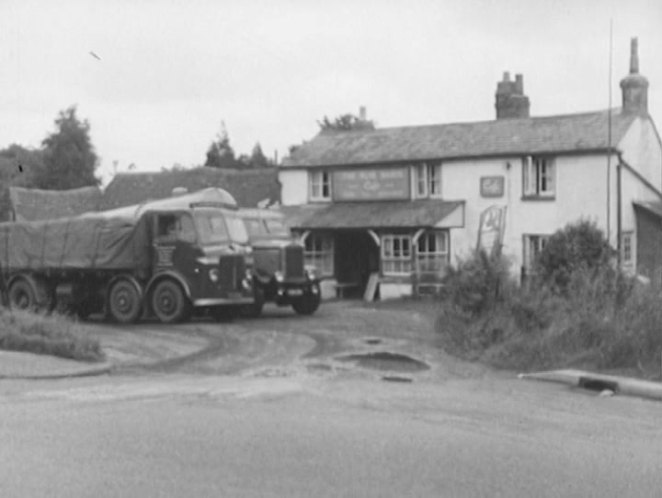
xmin=281 ymin=200 xmax=464 ymax=230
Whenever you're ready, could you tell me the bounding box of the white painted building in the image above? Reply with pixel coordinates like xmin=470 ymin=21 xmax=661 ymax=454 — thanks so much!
xmin=279 ymin=39 xmax=662 ymax=300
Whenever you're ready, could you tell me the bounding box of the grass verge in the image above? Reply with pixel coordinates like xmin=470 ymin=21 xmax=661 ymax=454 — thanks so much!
xmin=0 ymin=308 xmax=105 ymax=363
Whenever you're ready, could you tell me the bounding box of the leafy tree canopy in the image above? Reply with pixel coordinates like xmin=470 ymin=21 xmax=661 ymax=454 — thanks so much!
xmin=35 ymin=106 xmax=100 ymax=190
xmin=318 ymin=113 xmax=376 ymax=133
xmin=205 ymin=122 xmax=273 ymax=169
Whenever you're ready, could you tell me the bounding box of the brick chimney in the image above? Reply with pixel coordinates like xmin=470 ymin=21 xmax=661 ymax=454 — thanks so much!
xmin=620 ymin=37 xmax=649 ymax=116
xmin=495 ymin=71 xmax=530 ymax=119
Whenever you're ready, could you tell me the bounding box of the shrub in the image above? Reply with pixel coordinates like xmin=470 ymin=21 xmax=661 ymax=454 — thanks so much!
xmin=0 ymin=308 xmax=104 ymax=362
xmin=443 ymin=249 xmax=513 ymax=315
xmin=535 ymin=220 xmax=614 ymax=292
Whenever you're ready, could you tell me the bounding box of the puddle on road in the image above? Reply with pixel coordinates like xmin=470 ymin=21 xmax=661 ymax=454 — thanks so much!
xmin=335 ymin=352 xmax=430 ymax=373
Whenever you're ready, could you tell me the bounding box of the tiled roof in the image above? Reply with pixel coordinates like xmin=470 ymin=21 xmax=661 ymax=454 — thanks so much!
xmin=282 ymin=109 xmax=638 ymax=167
xmin=281 ymin=200 xmax=464 ymax=229
xmin=101 ymin=167 xmax=281 ymax=210
xmin=9 ymin=186 xmax=102 ymax=222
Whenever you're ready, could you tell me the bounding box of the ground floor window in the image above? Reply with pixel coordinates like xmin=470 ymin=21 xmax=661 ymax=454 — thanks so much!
xmin=416 ymin=231 xmax=449 ymax=275
xmin=523 ymin=234 xmax=550 ymax=273
xmin=304 ymin=233 xmax=334 ymax=277
xmin=381 ymin=234 xmax=412 ymax=276
xmin=621 ymin=231 xmax=634 ymax=266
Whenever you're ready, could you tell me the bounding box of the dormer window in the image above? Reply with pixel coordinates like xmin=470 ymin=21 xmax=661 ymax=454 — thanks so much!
xmin=413 ymin=163 xmax=442 ymax=199
xmin=523 ymin=156 xmax=555 ymax=198
xmin=309 ymin=170 xmax=331 ymax=202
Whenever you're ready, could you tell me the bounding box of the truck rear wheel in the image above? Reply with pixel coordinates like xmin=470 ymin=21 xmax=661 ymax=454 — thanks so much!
xmin=108 ymin=278 xmax=143 ymax=324
xmin=8 ymin=278 xmax=53 ymax=312
xmin=151 ymin=280 xmax=190 ymax=324
xmin=8 ymin=280 xmax=37 ymax=311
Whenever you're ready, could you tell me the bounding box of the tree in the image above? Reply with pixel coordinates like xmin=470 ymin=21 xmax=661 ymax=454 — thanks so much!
xmin=0 ymin=145 xmax=46 ymax=221
xmin=318 ymin=113 xmax=375 ymax=133
xmin=204 ymin=123 xmax=238 ymax=169
xmin=35 ymin=106 xmax=100 ymax=190
xmin=249 ymin=142 xmax=271 ymax=168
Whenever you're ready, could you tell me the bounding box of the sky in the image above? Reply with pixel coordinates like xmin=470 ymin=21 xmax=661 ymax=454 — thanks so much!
xmin=1 ymin=0 xmax=661 ymax=186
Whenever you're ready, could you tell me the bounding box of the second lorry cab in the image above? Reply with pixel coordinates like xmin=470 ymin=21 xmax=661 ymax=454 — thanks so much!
xmin=240 ymin=208 xmax=320 ymax=317
xmin=0 ymin=188 xmax=254 ymax=324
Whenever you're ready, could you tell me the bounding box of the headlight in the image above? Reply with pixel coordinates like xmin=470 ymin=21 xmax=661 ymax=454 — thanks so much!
xmin=209 ymin=268 xmax=220 ymax=283
xmin=274 ymin=271 xmax=284 ymax=283
xmin=304 ymin=265 xmax=318 ymax=281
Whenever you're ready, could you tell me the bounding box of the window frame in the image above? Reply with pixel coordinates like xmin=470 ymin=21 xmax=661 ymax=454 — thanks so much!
xmin=621 ymin=231 xmax=634 ymax=266
xmin=415 ymin=231 xmax=449 ymax=275
xmin=413 ymin=163 xmax=442 ymax=199
xmin=523 ymin=233 xmax=550 ymax=272
xmin=381 ymin=234 xmax=413 ymax=276
xmin=304 ymin=233 xmax=334 ymax=277
xmin=309 ymin=170 xmax=332 ymax=202
xmin=522 ymin=156 xmax=555 ymax=199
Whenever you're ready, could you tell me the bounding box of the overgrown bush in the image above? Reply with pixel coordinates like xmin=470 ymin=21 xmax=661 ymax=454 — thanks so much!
xmin=0 ymin=308 xmax=104 ymax=362
xmin=442 ymin=249 xmax=513 ymax=316
xmin=436 ymin=233 xmax=662 ymax=377
xmin=535 ymin=220 xmax=614 ymax=292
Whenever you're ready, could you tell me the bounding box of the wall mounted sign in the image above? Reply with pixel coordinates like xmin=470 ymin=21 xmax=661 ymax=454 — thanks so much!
xmin=477 ymin=205 xmax=507 ymax=256
xmin=332 ymin=168 xmax=410 ymax=201
xmin=480 ymin=176 xmax=505 ymax=198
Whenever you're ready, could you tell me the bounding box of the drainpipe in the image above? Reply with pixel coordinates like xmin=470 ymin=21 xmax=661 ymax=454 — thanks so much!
xmin=616 ymin=152 xmax=623 ymax=267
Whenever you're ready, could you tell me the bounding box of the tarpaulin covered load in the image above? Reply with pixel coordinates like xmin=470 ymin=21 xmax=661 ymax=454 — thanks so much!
xmin=0 ymin=214 xmax=150 ymax=272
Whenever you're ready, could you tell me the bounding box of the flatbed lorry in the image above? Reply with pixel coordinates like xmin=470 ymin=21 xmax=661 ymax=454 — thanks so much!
xmin=0 ymin=188 xmax=254 ymax=323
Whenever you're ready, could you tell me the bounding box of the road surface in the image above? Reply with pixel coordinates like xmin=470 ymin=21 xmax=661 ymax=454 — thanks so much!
xmin=1 ymin=301 xmax=661 ymax=497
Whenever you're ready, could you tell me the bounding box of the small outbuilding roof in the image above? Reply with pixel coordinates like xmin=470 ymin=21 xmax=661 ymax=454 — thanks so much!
xmin=101 ymin=167 xmax=280 ymax=210
xmin=283 ymin=109 xmax=637 ymax=168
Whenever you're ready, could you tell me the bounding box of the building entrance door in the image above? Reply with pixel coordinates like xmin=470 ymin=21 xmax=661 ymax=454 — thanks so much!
xmin=334 ymin=230 xmax=380 ymax=298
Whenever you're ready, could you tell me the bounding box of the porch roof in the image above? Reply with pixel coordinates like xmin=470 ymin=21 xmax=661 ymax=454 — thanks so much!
xmin=281 ymin=200 xmax=464 ymax=230
xmin=633 ymin=201 xmax=662 ymax=219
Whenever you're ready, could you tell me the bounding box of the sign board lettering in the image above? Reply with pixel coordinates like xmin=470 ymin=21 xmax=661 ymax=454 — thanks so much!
xmin=332 ymin=168 xmax=410 ymax=201
xmin=480 ymin=176 xmax=505 ymax=198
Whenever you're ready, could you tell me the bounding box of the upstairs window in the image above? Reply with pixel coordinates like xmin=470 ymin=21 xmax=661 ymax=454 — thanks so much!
xmin=413 ymin=163 xmax=442 ymax=199
xmin=309 ymin=170 xmax=331 ymax=201
xmin=523 ymin=156 xmax=555 ymax=198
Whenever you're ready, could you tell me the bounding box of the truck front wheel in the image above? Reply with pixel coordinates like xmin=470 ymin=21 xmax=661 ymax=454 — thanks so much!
xmin=291 ymin=285 xmax=321 ymax=316
xmin=151 ymin=280 xmax=190 ymax=324
xmin=108 ymin=279 xmax=143 ymax=324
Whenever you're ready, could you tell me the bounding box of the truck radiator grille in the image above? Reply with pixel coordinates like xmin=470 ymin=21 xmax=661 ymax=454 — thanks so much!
xmin=284 ymin=245 xmax=304 ymax=279
xmin=218 ymin=254 xmax=246 ymax=291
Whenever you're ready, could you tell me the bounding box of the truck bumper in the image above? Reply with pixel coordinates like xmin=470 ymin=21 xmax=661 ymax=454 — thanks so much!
xmin=193 ymin=297 xmax=254 ymax=307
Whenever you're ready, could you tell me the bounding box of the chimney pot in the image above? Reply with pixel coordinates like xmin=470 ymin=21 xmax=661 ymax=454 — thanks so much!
xmin=515 ymin=74 xmax=524 ymax=94
xmin=359 ymin=106 xmax=367 ymax=121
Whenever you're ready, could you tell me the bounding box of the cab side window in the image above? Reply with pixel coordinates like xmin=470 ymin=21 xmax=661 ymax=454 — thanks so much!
xmin=156 ymin=214 xmax=197 ymax=243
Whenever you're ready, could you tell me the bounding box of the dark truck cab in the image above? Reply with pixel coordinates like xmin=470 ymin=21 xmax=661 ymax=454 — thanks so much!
xmin=0 ymin=188 xmax=254 ymax=324
xmin=240 ymin=208 xmax=320 ymax=316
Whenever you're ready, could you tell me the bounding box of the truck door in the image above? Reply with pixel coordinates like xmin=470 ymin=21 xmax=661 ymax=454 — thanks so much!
xmin=152 ymin=212 xmax=198 ymax=280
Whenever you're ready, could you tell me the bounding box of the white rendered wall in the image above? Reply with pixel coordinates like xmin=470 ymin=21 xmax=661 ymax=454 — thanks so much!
xmin=443 ymin=154 xmax=614 ymax=275
xmin=618 ymin=117 xmax=662 ymax=191
xmin=278 ymin=169 xmax=308 ymax=205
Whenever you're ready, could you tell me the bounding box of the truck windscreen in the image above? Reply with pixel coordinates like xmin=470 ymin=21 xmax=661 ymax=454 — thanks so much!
xmin=195 ymin=210 xmax=249 ymax=245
